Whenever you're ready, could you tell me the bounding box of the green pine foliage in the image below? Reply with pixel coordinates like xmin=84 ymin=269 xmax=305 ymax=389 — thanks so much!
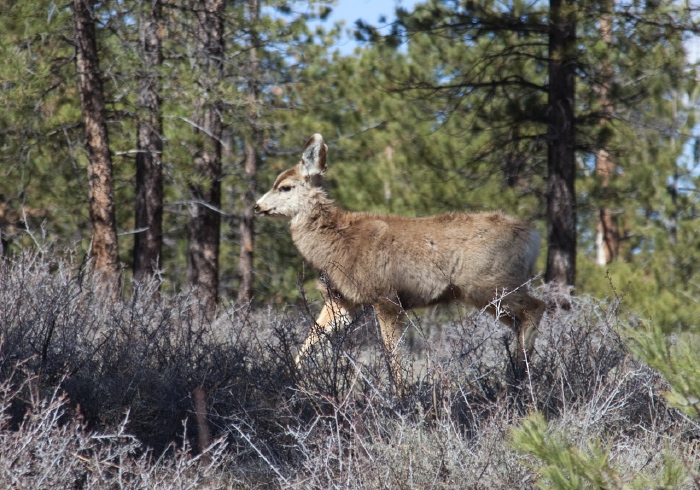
xmin=511 ymin=313 xmax=700 ymax=489
xmin=0 ymin=1 xmax=85 ymax=250
xmin=626 ymin=320 xmax=700 ymax=419
xmin=511 ymin=412 xmax=687 ymax=489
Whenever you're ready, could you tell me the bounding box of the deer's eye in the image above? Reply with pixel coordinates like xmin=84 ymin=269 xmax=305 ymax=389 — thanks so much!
xmin=278 ymin=185 xmax=293 ymax=192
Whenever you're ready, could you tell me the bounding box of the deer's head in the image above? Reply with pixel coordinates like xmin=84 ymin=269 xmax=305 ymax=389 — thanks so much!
xmin=254 ymin=134 xmax=328 ymax=220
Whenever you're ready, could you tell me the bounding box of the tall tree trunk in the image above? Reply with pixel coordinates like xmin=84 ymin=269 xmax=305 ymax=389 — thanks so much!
xmin=187 ymin=0 xmax=224 ymax=314
xmin=134 ymin=0 xmax=164 ymax=282
xmin=73 ymin=0 xmax=120 ymax=294
xmin=668 ymin=95 xmax=680 ymax=246
xmin=236 ymin=0 xmax=261 ymax=305
xmin=545 ymin=0 xmax=577 ymax=290
xmin=595 ymin=1 xmax=619 ymax=266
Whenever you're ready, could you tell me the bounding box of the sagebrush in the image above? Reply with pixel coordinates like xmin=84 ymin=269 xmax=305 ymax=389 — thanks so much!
xmin=0 ymin=252 xmax=697 ymax=488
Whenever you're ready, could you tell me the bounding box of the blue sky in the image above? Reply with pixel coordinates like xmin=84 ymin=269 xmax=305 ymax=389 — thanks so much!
xmin=321 ymin=1 xmax=699 ymax=61
xmin=316 ymin=0 xmax=420 ymax=54
xmin=326 ymin=0 xmax=416 ymax=26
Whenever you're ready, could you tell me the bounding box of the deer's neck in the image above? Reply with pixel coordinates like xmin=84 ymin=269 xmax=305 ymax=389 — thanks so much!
xmin=290 ymin=197 xmax=349 ymax=273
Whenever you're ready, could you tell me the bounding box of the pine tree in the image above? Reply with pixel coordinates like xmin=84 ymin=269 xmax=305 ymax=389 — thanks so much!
xmin=133 ymin=0 xmax=164 ymax=283
xmin=593 ymin=0 xmax=619 ymax=266
xmin=186 ymin=0 xmax=225 ymax=314
xmin=545 ymin=0 xmax=577 ymax=289
xmin=236 ymin=0 xmax=262 ymax=306
xmin=73 ymin=0 xmax=120 ymax=294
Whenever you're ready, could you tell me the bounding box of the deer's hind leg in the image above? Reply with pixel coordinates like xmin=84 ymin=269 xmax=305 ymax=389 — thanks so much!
xmin=493 ymin=291 xmax=545 ymax=378
xmin=374 ymin=299 xmax=408 ymax=391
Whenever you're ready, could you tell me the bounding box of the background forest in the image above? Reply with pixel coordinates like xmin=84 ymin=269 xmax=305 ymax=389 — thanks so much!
xmin=2 ymin=0 xmax=699 ymax=324
xmin=1 ymin=0 xmax=700 ymax=488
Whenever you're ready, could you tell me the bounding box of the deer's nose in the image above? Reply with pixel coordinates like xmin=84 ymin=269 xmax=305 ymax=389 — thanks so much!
xmin=253 ymin=204 xmax=261 ymax=214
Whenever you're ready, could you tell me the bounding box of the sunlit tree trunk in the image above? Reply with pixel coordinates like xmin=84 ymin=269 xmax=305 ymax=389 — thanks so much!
xmin=595 ymin=0 xmax=620 ymax=266
xmin=73 ymin=0 xmax=120 ymax=295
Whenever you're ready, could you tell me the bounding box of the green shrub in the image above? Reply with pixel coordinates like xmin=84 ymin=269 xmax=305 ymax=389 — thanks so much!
xmin=511 ymin=412 xmax=687 ymax=489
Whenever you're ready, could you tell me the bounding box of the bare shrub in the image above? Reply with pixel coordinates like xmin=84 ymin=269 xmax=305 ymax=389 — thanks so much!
xmin=0 ymin=366 xmax=229 ymax=488
xmin=0 ymin=252 xmax=698 ymax=488
xmin=0 ymin=251 xmax=265 ymax=454
xmin=249 ymin=285 xmax=699 ymax=488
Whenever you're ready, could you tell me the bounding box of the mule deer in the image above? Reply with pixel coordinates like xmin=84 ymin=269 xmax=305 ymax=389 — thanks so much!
xmin=255 ymin=134 xmax=544 ymax=382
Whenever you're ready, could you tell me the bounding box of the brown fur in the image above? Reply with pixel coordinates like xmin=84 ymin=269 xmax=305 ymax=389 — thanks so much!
xmin=255 ymin=134 xmax=544 ymax=383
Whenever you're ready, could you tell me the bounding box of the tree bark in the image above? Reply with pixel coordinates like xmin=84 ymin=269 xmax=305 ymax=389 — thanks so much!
xmin=595 ymin=1 xmax=619 ymax=266
xmin=237 ymin=141 xmax=256 ymax=305
xmin=595 ymin=157 xmax=619 ymax=265
xmin=236 ymin=0 xmax=261 ymax=306
xmin=187 ymin=0 xmax=224 ymax=314
xmin=73 ymin=0 xmax=120 ymax=294
xmin=545 ymin=0 xmax=577 ymax=289
xmin=134 ymin=0 xmax=164 ymax=282
xmin=192 ymin=386 xmax=211 ymax=455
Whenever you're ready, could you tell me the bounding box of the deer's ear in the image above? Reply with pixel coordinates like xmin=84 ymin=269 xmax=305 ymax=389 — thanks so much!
xmin=300 ymin=133 xmax=328 ymax=177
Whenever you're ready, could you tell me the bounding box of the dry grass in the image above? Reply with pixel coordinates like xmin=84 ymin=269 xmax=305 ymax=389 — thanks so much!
xmin=0 ymin=251 xmax=697 ymax=488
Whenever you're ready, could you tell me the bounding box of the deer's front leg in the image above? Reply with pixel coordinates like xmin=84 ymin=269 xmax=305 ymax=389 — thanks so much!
xmin=295 ymin=297 xmax=357 ymax=365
